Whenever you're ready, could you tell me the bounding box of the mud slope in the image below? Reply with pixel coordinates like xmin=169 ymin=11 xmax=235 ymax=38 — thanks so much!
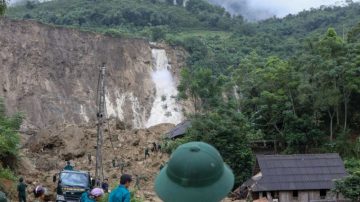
xmin=0 ymin=18 xmax=186 ymax=129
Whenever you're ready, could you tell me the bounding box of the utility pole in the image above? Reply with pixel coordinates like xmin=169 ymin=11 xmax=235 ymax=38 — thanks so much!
xmin=95 ymin=66 xmax=106 ymax=184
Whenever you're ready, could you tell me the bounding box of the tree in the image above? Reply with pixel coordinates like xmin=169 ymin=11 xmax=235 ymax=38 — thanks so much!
xmin=0 ymin=0 xmax=6 ymax=16
xmin=186 ymin=106 xmax=254 ymax=187
xmin=334 ymin=172 xmax=360 ymax=201
xmin=0 ymin=98 xmax=23 ymax=169
xmin=178 ymin=68 xmax=226 ymax=113
xmin=151 ymin=26 xmax=167 ymax=41
xmin=177 ymin=64 xmax=254 ymax=187
xmin=317 ymin=28 xmax=344 ymax=140
xmin=232 ymin=55 xmax=310 ymax=152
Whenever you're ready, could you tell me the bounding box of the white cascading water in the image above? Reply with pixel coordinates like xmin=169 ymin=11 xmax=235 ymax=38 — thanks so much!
xmin=80 ymin=105 xmax=90 ymax=122
xmin=105 ymin=91 xmax=146 ymax=128
xmin=146 ymin=49 xmax=183 ymax=128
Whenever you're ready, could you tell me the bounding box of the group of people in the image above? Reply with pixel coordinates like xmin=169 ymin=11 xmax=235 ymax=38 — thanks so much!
xmin=80 ymin=174 xmax=132 ymax=202
xmin=144 ymin=142 xmax=162 ymax=159
xmin=17 ymin=141 xmax=234 ymax=202
xmin=17 ymin=177 xmax=47 ymax=202
xmin=82 ymin=141 xmax=235 ymax=202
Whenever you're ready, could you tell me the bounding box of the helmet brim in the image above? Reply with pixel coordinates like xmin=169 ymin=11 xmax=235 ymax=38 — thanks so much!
xmin=155 ymin=164 xmax=234 ymax=202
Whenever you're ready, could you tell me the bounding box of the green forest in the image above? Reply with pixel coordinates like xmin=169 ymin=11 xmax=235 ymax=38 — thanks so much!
xmin=3 ymin=0 xmax=360 ymax=196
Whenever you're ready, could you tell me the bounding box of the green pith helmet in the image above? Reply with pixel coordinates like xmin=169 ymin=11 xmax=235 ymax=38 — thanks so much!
xmin=155 ymin=142 xmax=234 ymax=202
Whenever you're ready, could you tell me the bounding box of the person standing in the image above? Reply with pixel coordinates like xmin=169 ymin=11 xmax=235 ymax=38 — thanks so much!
xmin=101 ymin=179 xmax=109 ymax=193
xmin=134 ymin=174 xmax=147 ymax=191
xmin=134 ymin=175 xmax=140 ymax=190
xmin=17 ymin=177 xmax=27 ymax=202
xmin=64 ymin=161 xmax=73 ymax=170
xmin=108 ymin=174 xmax=132 ymax=202
xmin=88 ymin=154 xmax=92 ymax=165
xmin=120 ymin=162 xmax=125 ymax=174
xmin=152 ymin=142 xmax=157 ymax=152
xmin=112 ymin=159 xmax=116 ymax=168
xmin=144 ymin=148 xmax=150 ymax=159
xmin=95 ymin=178 xmax=101 ymax=187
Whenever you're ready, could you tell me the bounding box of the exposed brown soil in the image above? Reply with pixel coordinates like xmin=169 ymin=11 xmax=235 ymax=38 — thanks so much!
xmin=14 ymin=121 xmax=171 ymax=201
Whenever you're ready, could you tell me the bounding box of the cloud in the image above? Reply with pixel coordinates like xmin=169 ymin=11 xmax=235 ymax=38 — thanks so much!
xmin=208 ymin=0 xmax=355 ymax=21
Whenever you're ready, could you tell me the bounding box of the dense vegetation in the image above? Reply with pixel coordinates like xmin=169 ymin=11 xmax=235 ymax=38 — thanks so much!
xmin=5 ymin=0 xmax=360 ymax=189
xmin=177 ymin=27 xmax=360 ymax=186
xmin=0 ymin=99 xmax=22 ymax=180
xmin=0 ymin=0 xmax=6 ymax=16
xmin=7 ymin=0 xmax=243 ymax=39
xmin=335 ymin=159 xmax=360 ymax=201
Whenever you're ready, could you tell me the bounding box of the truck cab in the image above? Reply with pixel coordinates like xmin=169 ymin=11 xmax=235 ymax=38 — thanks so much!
xmin=55 ymin=170 xmax=91 ymax=202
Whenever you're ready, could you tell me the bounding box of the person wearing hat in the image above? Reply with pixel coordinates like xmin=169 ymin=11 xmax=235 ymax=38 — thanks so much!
xmin=155 ymin=142 xmax=234 ymax=202
xmin=80 ymin=188 xmax=104 ymax=202
xmin=17 ymin=177 xmax=27 ymax=202
xmin=108 ymin=174 xmax=132 ymax=202
xmin=33 ymin=185 xmax=46 ymax=202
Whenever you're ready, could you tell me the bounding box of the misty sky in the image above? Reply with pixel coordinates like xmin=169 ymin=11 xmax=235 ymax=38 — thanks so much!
xmin=208 ymin=0 xmax=359 ymax=21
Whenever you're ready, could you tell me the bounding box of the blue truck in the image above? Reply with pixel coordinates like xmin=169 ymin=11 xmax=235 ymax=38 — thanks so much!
xmin=55 ymin=170 xmax=92 ymax=202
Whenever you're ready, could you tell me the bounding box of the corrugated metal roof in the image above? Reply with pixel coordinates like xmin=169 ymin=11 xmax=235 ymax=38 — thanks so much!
xmin=252 ymin=153 xmax=347 ymax=192
xmin=166 ymin=120 xmax=191 ymax=139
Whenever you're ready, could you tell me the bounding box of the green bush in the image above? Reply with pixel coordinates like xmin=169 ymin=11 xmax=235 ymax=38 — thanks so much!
xmin=0 ymin=98 xmax=23 ymax=169
xmin=130 ymin=190 xmax=144 ymax=202
xmin=0 ymin=0 xmax=6 ymax=16
xmin=0 ymin=168 xmax=16 ymax=181
xmin=344 ymin=158 xmax=360 ymax=175
xmin=163 ymin=135 xmax=193 ymax=154
xmin=334 ymin=172 xmax=360 ymax=201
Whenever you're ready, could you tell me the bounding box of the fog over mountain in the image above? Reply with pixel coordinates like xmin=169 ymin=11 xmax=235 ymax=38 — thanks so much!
xmin=208 ymin=0 xmax=356 ymax=21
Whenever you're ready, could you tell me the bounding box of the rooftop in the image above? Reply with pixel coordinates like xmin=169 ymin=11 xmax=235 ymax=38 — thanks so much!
xmin=251 ymin=153 xmax=347 ymax=191
xmin=166 ymin=120 xmax=191 ymax=139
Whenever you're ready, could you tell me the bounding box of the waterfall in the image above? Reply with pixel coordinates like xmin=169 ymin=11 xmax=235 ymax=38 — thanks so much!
xmin=233 ymin=85 xmax=241 ymax=112
xmin=105 ymin=92 xmax=126 ymax=120
xmin=105 ymin=91 xmax=146 ymax=128
xmin=233 ymin=85 xmax=240 ymax=101
xmin=80 ymin=105 xmax=89 ymax=122
xmin=128 ymin=92 xmax=146 ymax=129
xmin=146 ymin=49 xmax=183 ymax=128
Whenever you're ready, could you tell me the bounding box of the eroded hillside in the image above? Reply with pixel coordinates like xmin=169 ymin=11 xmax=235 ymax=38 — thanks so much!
xmin=0 ymin=18 xmax=186 ymax=130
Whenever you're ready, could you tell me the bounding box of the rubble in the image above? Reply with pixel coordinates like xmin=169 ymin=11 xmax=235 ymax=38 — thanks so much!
xmin=17 ymin=122 xmax=173 ymax=201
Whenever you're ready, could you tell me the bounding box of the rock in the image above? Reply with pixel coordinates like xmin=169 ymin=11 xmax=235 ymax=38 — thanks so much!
xmin=115 ymin=120 xmax=126 ymax=130
xmin=152 ymin=162 xmax=160 ymax=168
xmin=26 ymin=124 xmax=87 ymax=160
xmin=132 ymin=139 xmax=140 ymax=146
xmin=19 ymin=120 xmax=39 ymax=136
xmin=35 ymin=156 xmax=58 ymax=171
xmin=85 ymin=129 xmax=97 ymax=138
